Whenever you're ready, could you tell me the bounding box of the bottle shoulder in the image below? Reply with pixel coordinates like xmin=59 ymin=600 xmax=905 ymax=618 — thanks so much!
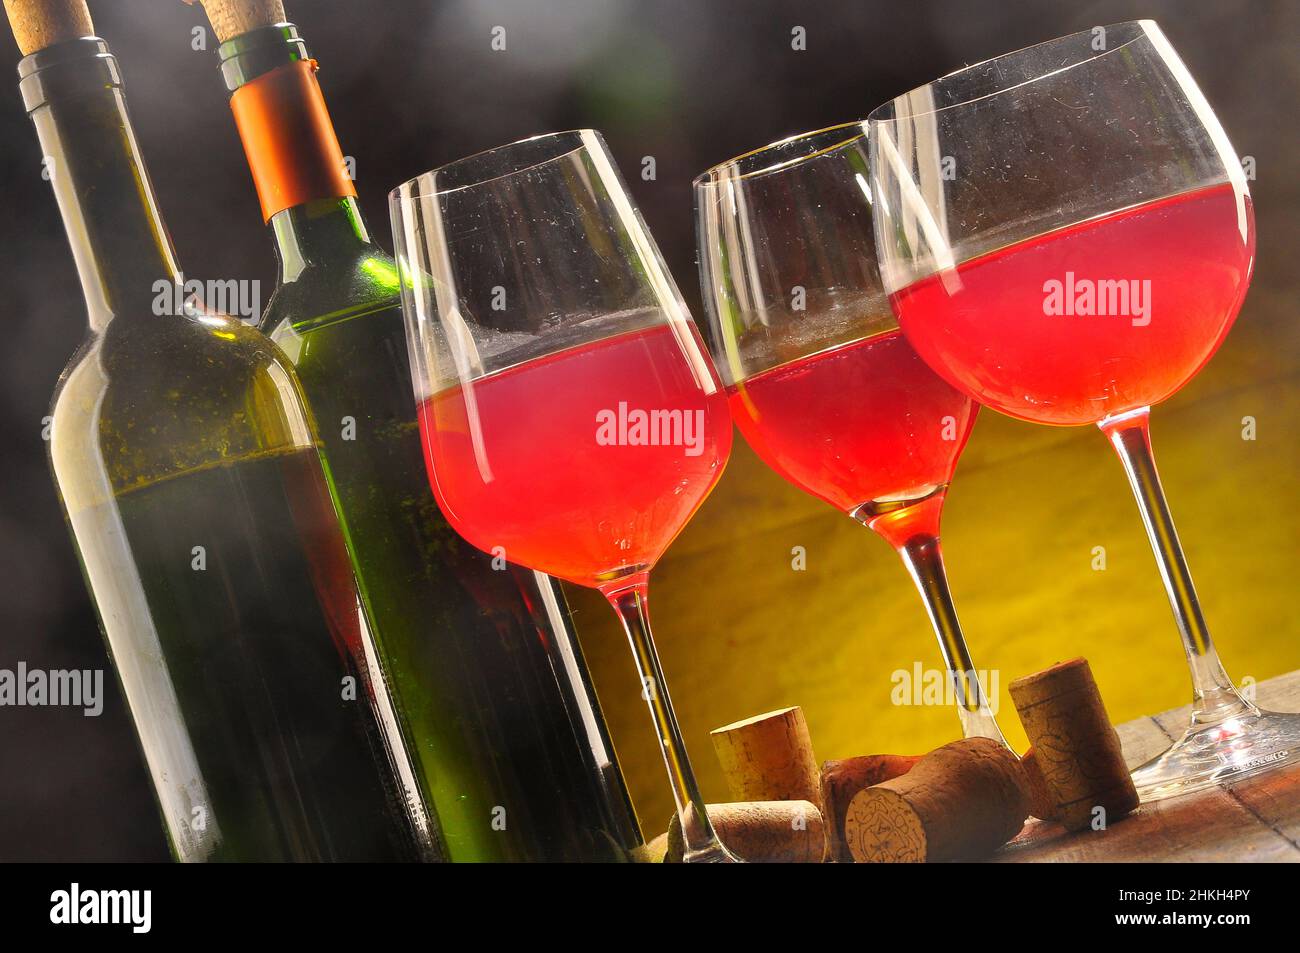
xmin=50 ymin=310 xmax=319 ymax=510
xmin=265 ymin=244 xmax=403 ymax=337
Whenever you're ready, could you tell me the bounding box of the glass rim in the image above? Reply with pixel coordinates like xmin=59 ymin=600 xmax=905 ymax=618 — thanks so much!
xmin=867 ymin=19 xmax=1154 ymax=125
xmin=692 ymin=120 xmax=868 ymax=189
xmin=389 ymin=129 xmax=603 ymax=201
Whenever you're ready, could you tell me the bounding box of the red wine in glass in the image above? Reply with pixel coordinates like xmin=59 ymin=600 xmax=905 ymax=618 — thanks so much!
xmin=397 ymin=131 xmax=741 ymax=861
xmin=891 ymin=183 xmax=1255 ymax=426
xmin=696 ymin=122 xmax=1005 ymax=743
xmin=728 ymin=322 xmax=996 ymax=734
xmin=418 ymin=322 xmax=732 ymax=589
xmin=868 ymin=19 xmax=1287 ymax=800
xmin=729 ymin=327 xmax=976 ymax=523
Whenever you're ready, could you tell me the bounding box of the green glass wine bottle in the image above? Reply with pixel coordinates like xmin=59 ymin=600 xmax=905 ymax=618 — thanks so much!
xmin=13 ymin=5 xmax=432 ymax=861
xmin=208 ymin=16 xmax=642 ymax=862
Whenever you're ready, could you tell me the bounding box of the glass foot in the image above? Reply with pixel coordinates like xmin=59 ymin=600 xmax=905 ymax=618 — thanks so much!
xmin=1132 ymin=706 xmax=1300 ymax=802
xmin=683 ymin=842 xmax=743 ymax=863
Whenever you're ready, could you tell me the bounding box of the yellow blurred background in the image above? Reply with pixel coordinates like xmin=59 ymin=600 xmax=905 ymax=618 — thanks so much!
xmin=569 ymin=280 xmax=1300 ymax=836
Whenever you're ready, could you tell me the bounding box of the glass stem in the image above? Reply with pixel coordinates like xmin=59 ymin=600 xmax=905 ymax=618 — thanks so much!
xmin=896 ymin=532 xmax=1007 ymax=744
xmin=1099 ymin=407 xmax=1254 ymax=725
xmin=869 ymin=493 xmax=1007 ymax=745
xmin=604 ymin=578 xmax=733 ymax=862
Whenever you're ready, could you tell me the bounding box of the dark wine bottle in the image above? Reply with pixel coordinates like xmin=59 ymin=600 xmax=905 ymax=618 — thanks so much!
xmin=12 ymin=1 xmax=430 ymax=861
xmin=208 ymin=15 xmax=642 ymax=861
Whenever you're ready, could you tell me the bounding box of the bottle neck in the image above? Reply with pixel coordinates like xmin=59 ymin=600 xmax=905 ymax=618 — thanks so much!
xmin=269 ymin=195 xmax=372 ymax=283
xmin=221 ymin=23 xmax=364 ymax=282
xmin=20 ymin=38 xmax=180 ymax=331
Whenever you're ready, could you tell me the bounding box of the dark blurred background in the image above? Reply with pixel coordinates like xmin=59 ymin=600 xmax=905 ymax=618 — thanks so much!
xmin=1 ymin=0 xmax=1296 ymax=860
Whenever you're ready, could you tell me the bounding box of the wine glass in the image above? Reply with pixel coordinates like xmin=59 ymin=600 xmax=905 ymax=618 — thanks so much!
xmin=868 ymin=20 xmax=1291 ymax=800
xmin=391 ymin=131 xmax=738 ymax=862
xmin=695 ymin=123 xmax=1006 ymax=744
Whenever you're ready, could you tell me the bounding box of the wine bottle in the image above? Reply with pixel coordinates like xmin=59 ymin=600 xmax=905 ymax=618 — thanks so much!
xmin=205 ymin=8 xmax=643 ymax=862
xmin=9 ymin=0 xmax=430 ymax=861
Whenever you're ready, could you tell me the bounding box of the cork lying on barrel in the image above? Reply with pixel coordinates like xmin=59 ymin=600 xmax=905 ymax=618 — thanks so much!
xmin=1010 ymin=658 xmax=1138 ymax=832
xmin=821 ymin=754 xmax=921 ymax=861
xmin=843 ymin=738 xmax=1031 ymax=862
xmin=1020 ymin=747 xmax=1060 ymax=822
xmin=711 ymin=706 xmax=824 ymax=811
xmin=702 ymin=706 xmax=828 ymax=861
xmin=664 ymin=801 xmax=825 ymax=863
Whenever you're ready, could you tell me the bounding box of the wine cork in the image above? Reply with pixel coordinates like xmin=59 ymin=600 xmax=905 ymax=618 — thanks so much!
xmin=711 ymin=707 xmax=823 ymax=812
xmin=821 ymin=754 xmax=921 ymax=862
xmin=1009 ymin=658 xmax=1138 ymax=832
xmin=3 ymin=0 xmax=93 ymax=54
xmin=1020 ymin=746 xmax=1060 ymax=821
xmin=843 ymin=738 xmax=1030 ymax=862
xmin=195 ymin=0 xmax=286 ymax=43
xmin=664 ymin=801 xmax=825 ymax=863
